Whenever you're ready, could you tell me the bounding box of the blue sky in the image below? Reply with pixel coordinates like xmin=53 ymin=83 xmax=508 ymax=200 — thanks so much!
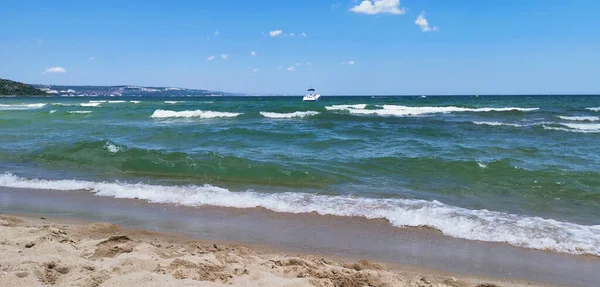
xmin=1 ymin=0 xmax=599 ymax=95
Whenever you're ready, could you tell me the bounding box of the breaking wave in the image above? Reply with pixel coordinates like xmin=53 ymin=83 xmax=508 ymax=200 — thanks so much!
xmin=260 ymin=111 xmax=320 ymax=119
xmin=325 ymin=104 xmax=539 ymax=117
xmin=471 ymin=121 xmax=524 ymax=127
xmin=556 ymin=116 xmax=599 ymax=122
xmin=0 ymin=103 xmax=47 ymax=110
xmin=1 ymin=172 xmax=598 ymax=256
xmin=150 ymin=109 xmax=242 ymax=119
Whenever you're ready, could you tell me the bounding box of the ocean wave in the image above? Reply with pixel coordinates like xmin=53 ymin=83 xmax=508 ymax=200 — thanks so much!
xmin=130 ymin=101 xmax=141 ymax=104
xmin=556 ymin=116 xmax=599 ymax=121
xmin=51 ymin=103 xmax=77 ymax=106
xmin=326 ymin=104 xmax=539 ymax=117
xmin=260 ymin=111 xmax=320 ymax=119
xmin=0 ymin=103 xmax=47 ymax=110
xmin=107 ymin=100 xmax=126 ymax=103
xmin=472 ymin=121 xmax=524 ymax=127
xmin=89 ymin=100 xmax=107 ymax=103
xmin=543 ymin=123 xmax=600 ymax=133
xmin=1 ymin=172 xmax=598 ymax=256
xmin=80 ymin=103 xmax=101 ymax=107
xmin=151 ymin=109 xmax=242 ymax=119
xmin=325 ymin=104 xmax=368 ymax=110
xmin=21 ymin=140 xmax=337 ymax=187
xmin=164 ymin=101 xmax=184 ymax=104
xmin=67 ymin=111 xmax=92 ymax=114
xmin=104 ymin=141 xmax=121 ymax=153
xmin=587 ymin=107 xmax=600 ymax=112
xmin=559 ymin=123 xmax=600 ymax=132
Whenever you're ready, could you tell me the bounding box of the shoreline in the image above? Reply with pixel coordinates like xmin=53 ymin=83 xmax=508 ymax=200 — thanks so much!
xmin=1 ymin=187 xmax=599 ymax=286
xmin=0 ymin=213 xmax=554 ymax=287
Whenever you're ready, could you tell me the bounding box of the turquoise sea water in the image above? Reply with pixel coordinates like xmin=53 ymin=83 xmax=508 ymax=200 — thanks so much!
xmin=0 ymin=95 xmax=599 ymax=255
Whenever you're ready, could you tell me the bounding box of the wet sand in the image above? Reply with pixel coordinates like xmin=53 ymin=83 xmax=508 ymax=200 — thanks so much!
xmin=1 ymin=187 xmax=599 ymax=286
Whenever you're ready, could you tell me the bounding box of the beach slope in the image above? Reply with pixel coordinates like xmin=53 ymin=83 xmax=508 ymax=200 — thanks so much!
xmin=0 ymin=214 xmax=546 ymax=287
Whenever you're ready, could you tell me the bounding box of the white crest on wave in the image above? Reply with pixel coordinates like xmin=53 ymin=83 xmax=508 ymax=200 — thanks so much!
xmin=260 ymin=111 xmax=320 ymax=119
xmin=150 ymin=109 xmax=242 ymax=119
xmin=472 ymin=121 xmax=525 ymax=127
xmin=326 ymin=104 xmax=538 ymax=116
xmin=0 ymin=103 xmax=47 ymax=110
xmin=557 ymin=116 xmax=600 ymax=122
xmin=104 ymin=142 xmax=121 ymax=153
xmin=80 ymin=103 xmax=101 ymax=107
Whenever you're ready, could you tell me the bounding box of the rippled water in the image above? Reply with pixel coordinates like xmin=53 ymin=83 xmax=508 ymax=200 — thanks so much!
xmin=1 ymin=95 xmax=599 ymax=255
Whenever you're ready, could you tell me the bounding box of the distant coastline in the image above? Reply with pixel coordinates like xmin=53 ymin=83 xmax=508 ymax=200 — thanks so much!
xmin=2 ymin=78 xmax=599 ymax=97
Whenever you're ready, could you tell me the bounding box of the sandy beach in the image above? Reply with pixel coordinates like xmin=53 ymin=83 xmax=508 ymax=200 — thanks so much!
xmin=0 ymin=214 xmax=551 ymax=287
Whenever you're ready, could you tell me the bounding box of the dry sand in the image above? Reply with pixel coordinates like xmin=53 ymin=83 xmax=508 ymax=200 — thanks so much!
xmin=0 ymin=214 xmax=553 ymax=287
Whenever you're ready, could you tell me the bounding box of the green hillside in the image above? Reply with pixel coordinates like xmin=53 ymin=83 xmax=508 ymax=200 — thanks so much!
xmin=0 ymin=78 xmax=48 ymax=96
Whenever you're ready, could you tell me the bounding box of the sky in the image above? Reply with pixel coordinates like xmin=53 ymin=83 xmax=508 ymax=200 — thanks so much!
xmin=1 ymin=0 xmax=599 ymax=95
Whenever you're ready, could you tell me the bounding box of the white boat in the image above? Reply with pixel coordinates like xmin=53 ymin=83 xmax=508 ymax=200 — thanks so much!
xmin=302 ymin=88 xmax=321 ymax=101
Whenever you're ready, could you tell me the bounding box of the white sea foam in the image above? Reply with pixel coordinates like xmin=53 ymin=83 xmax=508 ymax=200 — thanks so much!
xmin=80 ymin=103 xmax=101 ymax=107
xmin=325 ymin=104 xmax=368 ymax=110
xmin=472 ymin=121 xmax=524 ymax=127
xmin=67 ymin=111 xmax=92 ymax=114
xmin=543 ymin=123 xmax=600 ymax=133
xmin=104 ymin=142 xmax=120 ymax=153
xmin=1 ymin=172 xmax=599 ymax=256
xmin=150 ymin=109 xmax=242 ymax=119
xmin=89 ymin=100 xmax=107 ymax=103
xmin=260 ymin=111 xmax=320 ymax=119
xmin=164 ymin=101 xmax=184 ymax=104
xmin=0 ymin=103 xmax=47 ymax=110
xmin=559 ymin=123 xmax=600 ymax=132
xmin=130 ymin=101 xmax=141 ymax=104
xmin=326 ymin=104 xmax=539 ymax=117
xmin=557 ymin=116 xmax=599 ymax=121
xmin=586 ymin=107 xmax=600 ymax=112
xmin=49 ymin=110 xmax=57 ymax=114
xmin=107 ymin=100 xmax=126 ymax=103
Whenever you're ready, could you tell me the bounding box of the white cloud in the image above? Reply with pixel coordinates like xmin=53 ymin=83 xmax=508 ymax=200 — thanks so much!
xmin=342 ymin=61 xmax=356 ymax=65
xmin=270 ymin=30 xmax=283 ymax=37
xmin=301 ymin=32 xmax=307 ymax=38
xmin=214 ymin=31 xmax=220 ymax=36
xmin=89 ymin=56 xmax=95 ymax=61
xmin=44 ymin=67 xmax=66 ymax=74
xmin=251 ymin=51 xmax=257 ymax=56
xmin=221 ymin=54 xmax=229 ymax=60
xmin=286 ymin=66 xmax=296 ymax=72
xmin=295 ymin=62 xmax=302 ymax=66
xmin=206 ymin=56 xmax=215 ymax=61
xmin=289 ymin=32 xmax=295 ymax=37
xmin=415 ymin=12 xmax=439 ymax=32
xmin=350 ymin=0 xmax=405 ymax=15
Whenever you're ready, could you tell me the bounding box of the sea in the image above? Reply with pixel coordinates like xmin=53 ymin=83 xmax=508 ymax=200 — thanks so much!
xmin=0 ymin=95 xmax=599 ymax=257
